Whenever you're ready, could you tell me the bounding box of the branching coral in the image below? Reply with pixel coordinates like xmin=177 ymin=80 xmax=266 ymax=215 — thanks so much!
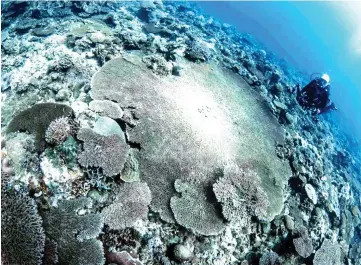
xmin=170 ymin=179 xmax=226 ymax=236
xmin=101 ymin=227 xmax=141 ymax=251
xmin=6 ymin=103 xmax=74 ymax=151
xmin=43 ymin=197 xmax=105 ymax=265
xmin=1 ymin=188 xmax=45 ymax=265
xmin=213 ymin=164 xmax=269 ymax=224
xmin=102 ymin=182 xmax=152 ymax=230
xmin=84 ymin=167 xmax=112 ymax=191
xmin=77 ymin=128 xmax=129 ymax=177
xmin=45 ymin=116 xmax=74 ymax=145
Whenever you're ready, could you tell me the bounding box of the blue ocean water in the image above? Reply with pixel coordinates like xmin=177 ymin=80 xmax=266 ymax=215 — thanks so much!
xmin=199 ymin=1 xmax=361 ymax=140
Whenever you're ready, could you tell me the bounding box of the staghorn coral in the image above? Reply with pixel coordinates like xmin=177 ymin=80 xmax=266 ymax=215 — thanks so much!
xmin=71 ymin=177 xmax=91 ymax=198
xmin=213 ymin=164 xmax=270 ymax=223
xmin=102 ymin=182 xmax=151 ymax=230
xmin=313 ymin=239 xmax=341 ymax=265
xmin=170 ymin=179 xmax=226 ymax=236
xmin=84 ymin=167 xmax=112 ymax=191
xmin=6 ymin=103 xmax=74 ymax=151
xmin=77 ymin=128 xmax=129 ymax=177
xmin=43 ymin=197 xmax=105 ymax=265
xmin=1 ymin=188 xmax=45 ymax=265
xmin=45 ymin=116 xmax=74 ymax=145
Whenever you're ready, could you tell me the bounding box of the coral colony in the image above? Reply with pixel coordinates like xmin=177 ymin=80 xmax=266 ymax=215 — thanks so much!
xmin=1 ymin=1 xmax=360 ymax=265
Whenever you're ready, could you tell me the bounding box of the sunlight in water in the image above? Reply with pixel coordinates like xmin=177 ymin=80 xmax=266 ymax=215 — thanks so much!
xmin=329 ymin=1 xmax=361 ymax=55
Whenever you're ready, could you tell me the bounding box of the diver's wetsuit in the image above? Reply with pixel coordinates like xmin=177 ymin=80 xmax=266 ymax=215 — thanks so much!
xmin=296 ymin=78 xmax=335 ymax=114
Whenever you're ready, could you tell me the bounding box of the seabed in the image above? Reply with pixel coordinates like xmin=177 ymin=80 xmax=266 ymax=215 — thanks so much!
xmin=1 ymin=1 xmax=360 ymax=265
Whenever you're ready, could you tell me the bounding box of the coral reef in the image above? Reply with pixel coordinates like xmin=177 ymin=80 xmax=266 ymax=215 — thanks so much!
xmin=120 ymin=150 xmax=141 ymax=183
xmin=1 ymin=1 xmax=360 ymax=264
xmin=259 ymin=252 xmax=281 ymax=265
xmin=213 ymin=164 xmax=269 ymax=223
xmin=170 ymin=179 xmax=226 ymax=236
xmin=106 ymin=251 xmax=143 ymax=265
xmin=77 ymin=128 xmax=129 ymax=177
xmin=142 ymin=54 xmax=172 ymax=76
xmin=90 ymin=55 xmax=290 ymax=225
xmin=89 ymin=99 xmax=124 ymax=119
xmin=1 ymin=188 xmax=45 ymax=265
xmin=102 ymin=182 xmax=151 ymax=230
xmin=6 ymin=103 xmax=74 ymax=150
xmin=55 ymin=135 xmax=79 ymax=168
xmin=43 ymin=197 xmax=105 ymax=265
xmin=313 ymin=239 xmax=341 ymax=265
xmin=101 ymin=227 xmax=141 ymax=252
xmin=84 ymin=167 xmax=112 ymax=191
xmin=185 ymin=39 xmax=212 ymax=62
xmin=45 ymin=116 xmax=74 ymax=145
xmin=92 ymin=116 xmax=125 ymax=141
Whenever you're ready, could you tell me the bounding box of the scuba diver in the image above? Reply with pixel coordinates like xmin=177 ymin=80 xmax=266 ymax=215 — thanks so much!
xmin=295 ymin=73 xmax=337 ymax=116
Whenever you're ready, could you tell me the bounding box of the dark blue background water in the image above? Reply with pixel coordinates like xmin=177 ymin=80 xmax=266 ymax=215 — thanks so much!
xmin=199 ymin=1 xmax=361 ymax=140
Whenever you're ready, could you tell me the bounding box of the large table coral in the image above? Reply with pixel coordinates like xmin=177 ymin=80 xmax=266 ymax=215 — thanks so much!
xmin=91 ymin=54 xmax=291 ymax=232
